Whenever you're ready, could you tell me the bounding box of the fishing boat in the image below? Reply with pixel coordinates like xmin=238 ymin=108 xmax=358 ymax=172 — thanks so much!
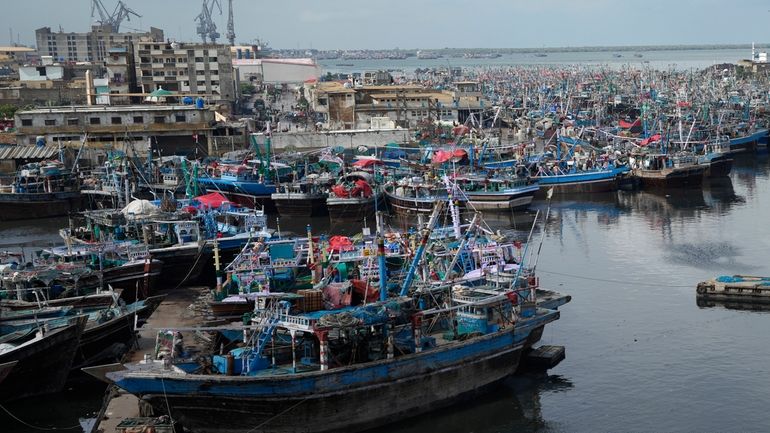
xmin=271 ymin=177 xmax=330 ymax=218
xmin=0 ymin=315 xmax=87 ymax=401
xmin=0 ymin=160 xmax=83 ymax=221
xmin=384 ymin=176 xmax=449 ymax=216
xmin=532 ymin=165 xmax=628 ymax=194
xmin=326 ymin=172 xmax=381 ymax=220
xmin=630 ymin=153 xmax=705 ymax=188
xmin=455 ymin=175 xmax=540 ymax=211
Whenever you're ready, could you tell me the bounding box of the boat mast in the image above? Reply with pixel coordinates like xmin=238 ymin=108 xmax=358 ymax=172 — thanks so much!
xmin=399 ymin=202 xmax=445 ymax=296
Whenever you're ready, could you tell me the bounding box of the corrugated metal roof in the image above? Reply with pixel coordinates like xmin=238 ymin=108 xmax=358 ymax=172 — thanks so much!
xmin=0 ymin=145 xmax=60 ymax=160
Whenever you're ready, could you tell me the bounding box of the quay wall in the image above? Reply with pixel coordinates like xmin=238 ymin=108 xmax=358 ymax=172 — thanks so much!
xmin=252 ymin=128 xmax=412 ymax=151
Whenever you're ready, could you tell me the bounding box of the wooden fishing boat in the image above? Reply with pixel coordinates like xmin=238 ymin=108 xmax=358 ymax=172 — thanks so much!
xmin=631 ymin=153 xmax=705 ymax=189
xmin=327 ymin=172 xmax=381 ymax=220
xmin=0 ymin=315 xmax=87 ymax=401
xmin=271 ymin=182 xmax=328 ymax=217
xmin=455 ymin=175 xmax=540 ymax=211
xmin=0 ymin=161 xmax=83 ymax=221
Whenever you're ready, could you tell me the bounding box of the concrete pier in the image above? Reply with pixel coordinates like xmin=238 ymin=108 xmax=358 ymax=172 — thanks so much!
xmin=91 ymin=286 xmax=210 ymax=433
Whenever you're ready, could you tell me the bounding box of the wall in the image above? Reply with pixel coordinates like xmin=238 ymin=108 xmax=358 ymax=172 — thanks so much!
xmin=252 ymin=128 xmax=411 ymax=151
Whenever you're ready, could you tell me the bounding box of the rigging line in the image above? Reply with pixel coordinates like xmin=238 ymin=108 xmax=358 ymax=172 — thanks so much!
xmin=538 ymin=269 xmax=692 ymax=288
xmin=0 ymin=404 xmax=81 ymax=431
xmin=245 ymin=397 xmax=309 ymax=433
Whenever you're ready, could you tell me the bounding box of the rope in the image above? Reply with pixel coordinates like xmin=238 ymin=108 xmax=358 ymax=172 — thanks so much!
xmin=245 ymin=398 xmax=308 ymax=433
xmin=170 ymin=245 xmax=208 ymax=291
xmin=539 ymin=269 xmax=692 ymax=288
xmin=160 ymin=377 xmax=177 ymax=433
xmin=0 ymin=404 xmax=81 ymax=431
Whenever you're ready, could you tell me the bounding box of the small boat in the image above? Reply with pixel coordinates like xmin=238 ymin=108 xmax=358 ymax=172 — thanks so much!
xmin=455 ymin=175 xmax=539 ymax=211
xmin=532 ymin=166 xmax=629 ymax=194
xmin=696 ymin=275 xmax=770 ymax=304
xmin=1 ymin=292 xmax=117 ymax=311
xmin=0 ymin=315 xmax=88 ymax=401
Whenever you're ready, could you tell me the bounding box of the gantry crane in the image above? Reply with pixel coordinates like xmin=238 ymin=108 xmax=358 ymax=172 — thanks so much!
xmin=90 ymin=0 xmax=140 ymax=33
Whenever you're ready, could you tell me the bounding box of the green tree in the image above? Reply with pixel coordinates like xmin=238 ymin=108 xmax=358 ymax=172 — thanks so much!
xmin=0 ymin=104 xmax=18 ymax=119
xmin=240 ymin=82 xmax=256 ymax=95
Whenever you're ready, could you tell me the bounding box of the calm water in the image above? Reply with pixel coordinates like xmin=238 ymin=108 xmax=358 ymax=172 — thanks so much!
xmin=319 ymin=47 xmax=751 ymax=74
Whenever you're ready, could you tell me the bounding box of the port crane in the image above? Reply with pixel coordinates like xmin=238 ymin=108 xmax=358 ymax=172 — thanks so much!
xmin=195 ymin=0 xmax=222 ymax=44
xmin=90 ymin=0 xmax=140 ymax=33
xmin=225 ymin=0 xmax=235 ymax=46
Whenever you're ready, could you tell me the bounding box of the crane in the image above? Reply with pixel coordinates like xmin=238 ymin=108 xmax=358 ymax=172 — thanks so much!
xmin=195 ymin=0 xmax=222 ymax=44
xmin=90 ymin=0 xmax=140 ymax=33
xmin=226 ymin=0 xmax=235 ymax=46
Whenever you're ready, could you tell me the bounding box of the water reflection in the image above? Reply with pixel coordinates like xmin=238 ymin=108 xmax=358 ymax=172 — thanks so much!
xmin=370 ymin=374 xmax=573 ymax=433
xmin=696 ymin=297 xmax=770 ymax=313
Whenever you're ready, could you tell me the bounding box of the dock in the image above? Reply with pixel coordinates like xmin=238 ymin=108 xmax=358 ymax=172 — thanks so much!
xmin=90 ymin=286 xmax=210 ymax=433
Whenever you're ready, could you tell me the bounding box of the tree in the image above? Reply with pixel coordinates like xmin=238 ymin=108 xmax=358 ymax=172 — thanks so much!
xmin=0 ymin=104 xmax=19 ymax=119
xmin=240 ymin=82 xmax=256 ymax=95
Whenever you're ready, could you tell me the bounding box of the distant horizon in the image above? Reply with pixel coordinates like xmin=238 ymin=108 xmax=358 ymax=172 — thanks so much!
xmin=3 ymin=1 xmax=770 ymax=50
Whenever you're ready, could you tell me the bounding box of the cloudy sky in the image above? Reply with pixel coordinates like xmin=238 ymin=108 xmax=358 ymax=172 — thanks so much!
xmin=2 ymin=0 xmax=769 ymax=49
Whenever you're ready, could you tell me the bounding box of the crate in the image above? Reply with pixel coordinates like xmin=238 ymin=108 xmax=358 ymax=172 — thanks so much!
xmin=116 ymin=417 xmax=175 ymax=433
xmin=296 ymin=289 xmax=323 ymax=312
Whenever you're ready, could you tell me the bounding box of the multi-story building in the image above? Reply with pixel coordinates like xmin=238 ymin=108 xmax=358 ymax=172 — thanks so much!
xmin=306 ymin=81 xmax=490 ymax=130
xmin=35 ymin=25 xmax=163 ymax=62
xmin=14 ymin=105 xmax=216 ymax=155
xmin=133 ymin=41 xmax=237 ymax=107
xmin=104 ymin=47 xmax=137 ymax=104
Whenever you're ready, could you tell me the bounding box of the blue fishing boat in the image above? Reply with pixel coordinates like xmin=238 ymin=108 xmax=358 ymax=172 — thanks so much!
xmin=533 ymin=166 xmax=629 ymax=193
xmin=727 ymin=128 xmax=768 ymax=154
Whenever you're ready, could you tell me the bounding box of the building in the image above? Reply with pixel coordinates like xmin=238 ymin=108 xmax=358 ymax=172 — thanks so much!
xmin=14 ymin=105 xmax=216 ymax=156
xmin=104 ymin=47 xmax=137 ymax=104
xmin=233 ymin=58 xmax=320 ymax=84
xmin=35 ymin=25 xmax=163 ymax=62
xmin=133 ymin=41 xmax=236 ymax=107
xmin=306 ymin=81 xmax=491 ymax=130
xmin=0 ymin=46 xmax=35 ymax=63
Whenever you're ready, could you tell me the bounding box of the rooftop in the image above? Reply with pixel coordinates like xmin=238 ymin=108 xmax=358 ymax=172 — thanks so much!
xmin=0 ymin=46 xmax=35 ymax=53
xmin=17 ymin=105 xmax=207 ymax=115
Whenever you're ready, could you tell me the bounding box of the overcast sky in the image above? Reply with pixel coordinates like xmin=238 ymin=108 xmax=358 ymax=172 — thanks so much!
xmin=2 ymin=0 xmax=769 ymax=49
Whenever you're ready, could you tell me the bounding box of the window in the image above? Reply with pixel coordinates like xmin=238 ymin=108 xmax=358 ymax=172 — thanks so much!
xmin=153 ymin=116 xmax=166 ymax=124
xmin=194 ymin=57 xmax=204 ymax=62
xmin=133 ymin=116 xmax=143 ymax=124
xmin=142 ymin=70 xmax=150 ymax=76
xmin=196 ymin=70 xmax=205 ymax=76
xmin=196 ymin=80 xmax=205 ymax=86
xmin=175 ymin=114 xmax=186 ymax=122
xmin=210 ymin=80 xmax=219 ymax=86
xmin=111 ymin=117 xmax=122 ymax=125
xmin=44 ymin=119 xmax=56 ymax=126
xmin=90 ymin=117 xmax=101 ymax=125
xmin=209 ymin=57 xmax=217 ymax=62
xmin=67 ymin=118 xmax=79 ymax=126
xmin=21 ymin=119 xmax=32 ymax=126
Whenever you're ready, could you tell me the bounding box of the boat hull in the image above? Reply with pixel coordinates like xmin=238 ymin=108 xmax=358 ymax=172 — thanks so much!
xmin=633 ymin=166 xmax=705 ymax=189
xmin=464 ymin=185 xmax=539 ymax=211
xmin=385 ymin=191 xmax=446 ymax=217
xmin=109 ymin=311 xmax=558 ymax=433
xmin=72 ymin=307 xmax=147 ymax=369
xmin=272 ymin=194 xmax=328 ymax=217
xmin=0 ymin=191 xmax=83 ymax=221
xmin=152 ymin=246 xmax=210 ymax=286
xmin=0 ymin=316 xmax=87 ymax=401
xmin=536 ymin=176 xmax=618 ymax=194
xmin=327 ymin=196 xmax=379 ymax=220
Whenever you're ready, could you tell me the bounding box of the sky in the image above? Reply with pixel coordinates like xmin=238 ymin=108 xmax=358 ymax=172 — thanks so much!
xmin=2 ymin=0 xmax=769 ymax=50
